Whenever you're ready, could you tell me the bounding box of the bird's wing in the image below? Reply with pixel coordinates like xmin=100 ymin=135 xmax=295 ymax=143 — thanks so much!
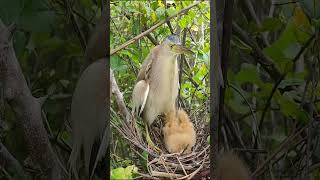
xmin=132 ymin=80 xmax=149 ymax=116
xmin=137 ymin=45 xmax=160 ymax=81
xmin=139 ymin=82 xmax=149 ymax=116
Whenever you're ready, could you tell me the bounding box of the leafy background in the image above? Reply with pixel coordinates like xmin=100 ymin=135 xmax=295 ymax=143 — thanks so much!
xmin=223 ymin=0 xmax=320 ymax=179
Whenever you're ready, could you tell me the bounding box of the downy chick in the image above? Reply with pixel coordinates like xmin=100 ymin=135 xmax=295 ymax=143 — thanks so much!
xmin=163 ymin=109 xmax=196 ymax=154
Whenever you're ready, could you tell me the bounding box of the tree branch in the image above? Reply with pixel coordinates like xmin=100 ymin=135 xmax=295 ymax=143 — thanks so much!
xmin=110 ymin=69 xmax=131 ymax=122
xmin=63 ymin=0 xmax=87 ymax=52
xmin=110 ymin=1 xmax=203 ymax=55
xmin=244 ymin=0 xmax=269 ymax=46
xmin=232 ymin=22 xmax=282 ymax=81
xmin=0 ymin=19 xmax=62 ymax=179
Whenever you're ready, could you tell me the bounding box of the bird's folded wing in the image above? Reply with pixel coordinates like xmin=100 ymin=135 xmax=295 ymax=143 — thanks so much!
xmin=137 ymin=45 xmax=159 ymax=81
xmin=132 ymin=80 xmax=149 ymax=116
xmin=139 ymin=82 xmax=149 ymax=116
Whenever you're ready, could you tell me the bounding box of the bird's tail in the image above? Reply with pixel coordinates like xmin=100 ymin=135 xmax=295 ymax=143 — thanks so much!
xmin=217 ymin=152 xmax=252 ymax=180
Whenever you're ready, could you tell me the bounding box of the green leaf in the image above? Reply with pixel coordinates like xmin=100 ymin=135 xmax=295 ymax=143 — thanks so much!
xmin=278 ymin=78 xmax=305 ymax=89
xmin=256 ymin=83 xmax=274 ymax=99
xmin=111 ymin=56 xmax=128 ymax=72
xmin=228 ymin=98 xmax=249 ymax=114
xmin=263 ymin=8 xmax=312 ymax=73
xmin=111 ymin=165 xmax=138 ymax=180
xmin=283 ymin=43 xmax=301 ymax=59
xmin=59 ymin=80 xmax=70 ymax=88
xmin=235 ymin=63 xmax=261 ymax=85
xmin=166 ymin=6 xmax=177 ymax=16
xmin=259 ymin=17 xmax=284 ymax=32
xmin=182 ymin=1 xmax=193 ymax=7
xmin=155 ymin=6 xmax=165 ymax=20
xmin=231 ymin=36 xmax=252 ymax=53
xmin=188 ymin=10 xmax=196 ymax=19
xmin=276 ymin=93 xmax=308 ymax=122
xmin=178 ymin=15 xmax=189 ymax=29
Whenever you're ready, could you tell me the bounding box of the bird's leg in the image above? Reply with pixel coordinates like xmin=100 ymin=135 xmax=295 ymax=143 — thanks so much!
xmin=144 ymin=123 xmax=162 ymax=154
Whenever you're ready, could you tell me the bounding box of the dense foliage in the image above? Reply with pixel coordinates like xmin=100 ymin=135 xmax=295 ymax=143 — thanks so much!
xmin=224 ymin=0 xmax=320 ymax=179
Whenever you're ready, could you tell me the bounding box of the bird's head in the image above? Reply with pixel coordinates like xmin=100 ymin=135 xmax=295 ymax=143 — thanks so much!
xmin=161 ymin=35 xmax=193 ymax=56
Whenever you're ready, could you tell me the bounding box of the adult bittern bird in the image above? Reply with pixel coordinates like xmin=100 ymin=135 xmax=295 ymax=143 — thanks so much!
xmin=132 ymin=35 xmax=192 ymax=152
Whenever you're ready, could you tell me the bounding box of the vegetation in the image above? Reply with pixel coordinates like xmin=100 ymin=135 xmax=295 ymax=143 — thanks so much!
xmin=219 ymin=0 xmax=320 ymax=179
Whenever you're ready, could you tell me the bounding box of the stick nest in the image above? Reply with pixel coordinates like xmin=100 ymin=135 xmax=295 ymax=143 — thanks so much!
xmin=112 ymin=108 xmax=210 ymax=179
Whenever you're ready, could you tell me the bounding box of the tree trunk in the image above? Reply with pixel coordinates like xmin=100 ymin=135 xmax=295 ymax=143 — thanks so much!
xmin=0 ymin=20 xmax=62 ymax=179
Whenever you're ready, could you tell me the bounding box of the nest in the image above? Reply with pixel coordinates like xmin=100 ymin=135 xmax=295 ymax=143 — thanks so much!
xmin=111 ymin=108 xmax=210 ymax=179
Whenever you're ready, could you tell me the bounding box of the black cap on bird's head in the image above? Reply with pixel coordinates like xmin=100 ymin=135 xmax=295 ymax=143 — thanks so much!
xmin=161 ymin=34 xmax=193 ymax=55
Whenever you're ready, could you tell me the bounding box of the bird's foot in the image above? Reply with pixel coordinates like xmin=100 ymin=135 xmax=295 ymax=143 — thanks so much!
xmin=145 ymin=126 xmax=162 ymax=154
xmin=146 ymin=136 xmax=162 ymax=154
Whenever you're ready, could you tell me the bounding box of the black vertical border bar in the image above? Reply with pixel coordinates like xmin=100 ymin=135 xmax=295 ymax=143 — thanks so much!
xmin=106 ymin=0 xmax=110 ymax=179
xmin=210 ymin=0 xmax=219 ymax=179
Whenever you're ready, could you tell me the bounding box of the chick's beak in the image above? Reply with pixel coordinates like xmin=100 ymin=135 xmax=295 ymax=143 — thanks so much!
xmin=171 ymin=44 xmax=193 ymax=56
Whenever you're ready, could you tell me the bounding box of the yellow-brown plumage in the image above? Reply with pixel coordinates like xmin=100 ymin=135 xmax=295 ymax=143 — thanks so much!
xmin=162 ymin=109 xmax=196 ymax=154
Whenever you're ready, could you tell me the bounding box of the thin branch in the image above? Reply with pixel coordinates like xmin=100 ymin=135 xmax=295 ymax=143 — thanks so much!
xmin=244 ymin=0 xmax=269 ymax=46
xmin=110 ymin=69 xmax=131 ymax=122
xmin=178 ymin=28 xmax=187 ymax=108
xmin=258 ymin=32 xmax=315 ymax=134
xmin=163 ymin=0 xmax=174 ymax=34
xmin=146 ymin=34 xmax=159 ymax=45
xmin=254 ymin=73 xmax=286 ymax=151
xmin=232 ymin=22 xmax=282 ymax=81
xmin=228 ymin=83 xmax=257 ymax=126
xmin=63 ymin=0 xmax=87 ymax=51
xmin=273 ymin=1 xmax=298 ymax=6
xmin=110 ymin=1 xmax=203 ymax=55
xmin=252 ymin=121 xmax=313 ymax=177
xmin=293 ymin=34 xmax=316 ymax=63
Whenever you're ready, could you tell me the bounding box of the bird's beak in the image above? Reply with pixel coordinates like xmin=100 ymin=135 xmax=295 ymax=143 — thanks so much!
xmin=171 ymin=44 xmax=193 ymax=56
